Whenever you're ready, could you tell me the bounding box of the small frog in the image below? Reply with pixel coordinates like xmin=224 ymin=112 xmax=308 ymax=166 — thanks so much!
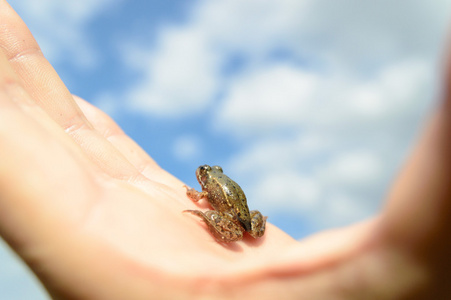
xmin=184 ymin=165 xmax=267 ymax=243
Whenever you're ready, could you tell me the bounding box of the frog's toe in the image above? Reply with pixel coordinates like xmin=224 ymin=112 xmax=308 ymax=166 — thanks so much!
xmin=183 ymin=209 xmax=202 ymax=216
xmin=249 ymin=211 xmax=267 ymax=238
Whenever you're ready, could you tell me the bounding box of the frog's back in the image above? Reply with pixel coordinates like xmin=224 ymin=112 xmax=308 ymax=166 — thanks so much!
xmin=208 ymin=174 xmax=252 ymax=231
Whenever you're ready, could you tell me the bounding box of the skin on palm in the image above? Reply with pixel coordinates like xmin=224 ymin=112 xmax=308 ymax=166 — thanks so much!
xmin=0 ymin=40 xmax=307 ymax=297
xmin=0 ymin=0 xmax=450 ymax=298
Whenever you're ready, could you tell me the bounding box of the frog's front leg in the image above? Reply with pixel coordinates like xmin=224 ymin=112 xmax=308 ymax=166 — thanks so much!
xmin=248 ymin=210 xmax=267 ymax=239
xmin=183 ymin=210 xmax=244 ymax=242
xmin=184 ymin=185 xmax=208 ymax=202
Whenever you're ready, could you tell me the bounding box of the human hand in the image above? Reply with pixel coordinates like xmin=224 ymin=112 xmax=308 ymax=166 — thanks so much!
xmin=0 ymin=0 xmax=450 ymax=299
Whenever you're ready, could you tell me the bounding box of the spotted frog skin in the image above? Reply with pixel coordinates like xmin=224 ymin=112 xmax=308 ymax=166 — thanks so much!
xmin=184 ymin=165 xmax=267 ymax=243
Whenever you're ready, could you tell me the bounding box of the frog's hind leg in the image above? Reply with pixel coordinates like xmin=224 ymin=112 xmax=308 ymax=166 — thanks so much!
xmin=248 ymin=210 xmax=267 ymax=238
xmin=183 ymin=210 xmax=244 ymax=243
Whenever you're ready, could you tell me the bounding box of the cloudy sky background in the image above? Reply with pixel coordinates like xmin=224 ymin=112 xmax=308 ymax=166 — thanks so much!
xmin=2 ymin=0 xmax=451 ymax=298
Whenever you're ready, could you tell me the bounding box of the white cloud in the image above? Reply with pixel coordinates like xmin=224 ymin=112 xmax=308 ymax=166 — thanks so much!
xmin=215 ymin=65 xmax=320 ymax=134
xmin=122 ymin=0 xmax=449 ymax=121
xmin=193 ymin=0 xmax=309 ymax=56
xmin=348 ymin=60 xmax=433 ymax=117
xmin=127 ymin=27 xmax=220 ymax=115
xmin=226 ymin=135 xmax=388 ymax=228
xmin=193 ymin=0 xmax=451 ymax=72
xmin=319 ymin=151 xmax=383 ymax=191
xmin=319 ymin=192 xmax=376 ymax=229
xmin=215 ymin=58 xmax=434 ymax=140
xmin=226 ymin=137 xmax=307 ymax=176
xmin=172 ymin=134 xmax=203 ymax=162
xmin=312 ymin=59 xmax=435 ymax=131
xmin=251 ymin=171 xmax=321 ymax=212
xmin=218 ymin=59 xmax=435 ymax=230
xmin=123 ymin=0 xmax=313 ymax=117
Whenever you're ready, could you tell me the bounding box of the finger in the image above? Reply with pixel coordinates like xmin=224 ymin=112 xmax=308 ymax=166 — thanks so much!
xmin=382 ymin=97 xmax=451 ymax=262
xmin=0 ymin=1 xmax=147 ymax=181
xmin=0 ymin=52 xmax=96 ymax=251
xmin=74 ymin=96 xmax=184 ymax=187
xmin=0 ymin=0 xmax=85 ymax=128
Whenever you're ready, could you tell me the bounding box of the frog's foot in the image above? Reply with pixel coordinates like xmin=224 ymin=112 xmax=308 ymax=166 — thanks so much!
xmin=248 ymin=210 xmax=267 ymax=239
xmin=183 ymin=210 xmax=244 ymax=243
xmin=184 ymin=185 xmax=208 ymax=202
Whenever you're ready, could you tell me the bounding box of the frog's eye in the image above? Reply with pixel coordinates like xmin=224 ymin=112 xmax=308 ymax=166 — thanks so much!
xmin=199 ymin=165 xmax=211 ymax=172
xmin=212 ymin=165 xmax=223 ymax=173
xmin=197 ymin=165 xmax=211 ymax=177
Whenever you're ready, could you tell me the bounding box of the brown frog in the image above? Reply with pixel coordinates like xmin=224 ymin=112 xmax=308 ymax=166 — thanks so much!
xmin=184 ymin=165 xmax=267 ymax=243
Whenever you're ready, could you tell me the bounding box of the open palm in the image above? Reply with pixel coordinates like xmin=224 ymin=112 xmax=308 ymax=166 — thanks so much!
xmin=1 ymin=1 xmax=450 ymax=299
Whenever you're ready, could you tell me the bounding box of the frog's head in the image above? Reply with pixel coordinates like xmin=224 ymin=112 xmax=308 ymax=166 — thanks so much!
xmin=196 ymin=165 xmax=212 ymax=186
xmin=196 ymin=165 xmax=223 ymax=187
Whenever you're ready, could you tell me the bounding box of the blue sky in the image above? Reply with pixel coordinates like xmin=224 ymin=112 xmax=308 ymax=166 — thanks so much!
xmin=2 ymin=0 xmax=451 ymax=298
